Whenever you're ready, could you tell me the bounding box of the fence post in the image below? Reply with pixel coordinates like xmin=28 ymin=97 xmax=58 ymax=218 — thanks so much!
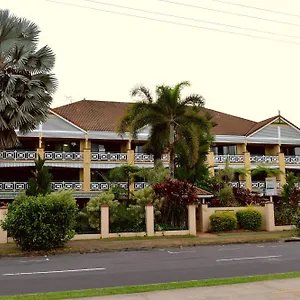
xmin=264 ymin=202 xmax=275 ymax=232
xmin=101 ymin=205 xmax=109 ymax=238
xmin=0 ymin=208 xmax=7 ymax=244
xmin=200 ymin=204 xmax=209 ymax=233
xmin=145 ymin=204 xmax=154 ymax=236
xmin=188 ymin=204 xmax=197 ymax=236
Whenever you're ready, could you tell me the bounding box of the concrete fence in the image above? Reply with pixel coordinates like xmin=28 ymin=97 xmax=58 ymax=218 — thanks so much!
xmin=197 ymin=202 xmax=275 ymax=232
xmin=0 ymin=202 xmax=295 ymax=244
xmin=0 ymin=204 xmax=197 ymax=243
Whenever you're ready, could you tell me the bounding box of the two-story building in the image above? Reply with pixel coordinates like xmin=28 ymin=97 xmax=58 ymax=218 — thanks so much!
xmin=0 ymin=99 xmax=299 ymax=200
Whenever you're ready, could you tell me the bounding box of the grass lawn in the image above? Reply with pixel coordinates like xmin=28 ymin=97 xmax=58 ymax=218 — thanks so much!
xmin=0 ymin=230 xmax=295 ymax=257
xmin=0 ymin=272 xmax=300 ymax=299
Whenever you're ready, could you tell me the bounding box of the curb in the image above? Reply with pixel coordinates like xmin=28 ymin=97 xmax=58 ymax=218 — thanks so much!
xmin=284 ymin=237 xmax=300 ymax=242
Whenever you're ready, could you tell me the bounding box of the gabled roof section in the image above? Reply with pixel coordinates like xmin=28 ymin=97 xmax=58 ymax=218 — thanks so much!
xmin=246 ymin=115 xmax=300 ymax=137
xmin=53 ymin=100 xmax=257 ymax=136
xmin=203 ymin=108 xmax=256 ymax=136
xmin=49 ymin=109 xmax=87 ymax=133
xmin=53 ymin=100 xmax=129 ymax=132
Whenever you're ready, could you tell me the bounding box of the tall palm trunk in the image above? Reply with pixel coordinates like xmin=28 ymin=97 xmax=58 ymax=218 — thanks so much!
xmin=169 ymin=122 xmax=175 ymax=178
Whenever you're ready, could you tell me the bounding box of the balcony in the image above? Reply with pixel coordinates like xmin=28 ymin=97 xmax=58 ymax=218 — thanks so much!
xmin=214 ymin=155 xmax=244 ymax=164
xmin=0 ymin=181 xmax=151 ymax=193
xmin=250 ymin=155 xmax=279 ymax=164
xmin=0 ymin=181 xmax=84 ymax=192
xmin=0 ymin=150 xmax=36 ymax=160
xmin=134 ymin=153 xmax=169 ymax=163
xmin=285 ymin=156 xmax=300 ymax=164
xmin=229 ymin=181 xmax=281 ymax=190
xmin=44 ymin=151 xmax=83 ymax=161
xmin=91 ymin=152 xmax=127 ymax=162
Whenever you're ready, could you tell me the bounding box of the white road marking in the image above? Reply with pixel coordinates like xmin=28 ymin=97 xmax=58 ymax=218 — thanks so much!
xmin=2 ymin=267 xmax=106 ymax=276
xmin=216 ymin=255 xmax=282 ymax=262
xmin=20 ymin=258 xmax=49 ymax=263
xmin=167 ymin=250 xmax=196 ymax=254
xmin=257 ymin=245 xmax=265 ymax=248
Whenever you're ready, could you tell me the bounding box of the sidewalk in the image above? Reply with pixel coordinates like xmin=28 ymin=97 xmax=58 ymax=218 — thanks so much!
xmin=73 ymin=278 xmax=300 ymax=299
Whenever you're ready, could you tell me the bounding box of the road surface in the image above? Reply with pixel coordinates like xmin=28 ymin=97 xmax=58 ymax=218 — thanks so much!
xmin=1 ymin=242 xmax=300 ymax=296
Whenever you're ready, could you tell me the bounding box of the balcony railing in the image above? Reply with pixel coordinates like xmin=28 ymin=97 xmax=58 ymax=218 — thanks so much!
xmin=214 ymin=155 xmax=244 ymax=164
xmin=134 ymin=153 xmax=169 ymax=163
xmin=90 ymin=182 xmax=150 ymax=191
xmin=44 ymin=151 xmax=83 ymax=161
xmin=91 ymin=152 xmax=127 ymax=162
xmin=285 ymin=156 xmax=300 ymax=164
xmin=250 ymin=155 xmax=279 ymax=164
xmin=0 ymin=181 xmax=84 ymax=192
xmin=0 ymin=150 xmax=36 ymax=160
xmin=229 ymin=181 xmax=281 ymax=190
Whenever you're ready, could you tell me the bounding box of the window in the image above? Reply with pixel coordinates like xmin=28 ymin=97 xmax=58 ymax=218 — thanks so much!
xmin=213 ymin=145 xmax=237 ymax=155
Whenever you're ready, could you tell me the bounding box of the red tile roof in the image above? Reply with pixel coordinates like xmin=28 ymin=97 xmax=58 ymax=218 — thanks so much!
xmin=195 ymin=187 xmax=213 ymax=197
xmin=54 ymin=100 xmax=260 ymax=136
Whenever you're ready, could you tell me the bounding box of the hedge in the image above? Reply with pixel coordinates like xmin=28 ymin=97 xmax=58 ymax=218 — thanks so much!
xmin=209 ymin=211 xmax=237 ymax=232
xmin=236 ymin=208 xmax=262 ymax=231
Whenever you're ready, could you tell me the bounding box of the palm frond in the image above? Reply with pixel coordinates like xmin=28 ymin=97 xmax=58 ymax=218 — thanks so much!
xmin=130 ymin=85 xmax=153 ymax=103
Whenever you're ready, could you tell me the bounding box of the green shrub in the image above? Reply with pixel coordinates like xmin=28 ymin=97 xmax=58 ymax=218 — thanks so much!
xmin=1 ymin=191 xmax=78 ymax=251
xmin=294 ymin=213 xmax=300 ymax=237
xmin=236 ymin=208 xmax=262 ymax=231
xmin=209 ymin=211 xmax=237 ymax=232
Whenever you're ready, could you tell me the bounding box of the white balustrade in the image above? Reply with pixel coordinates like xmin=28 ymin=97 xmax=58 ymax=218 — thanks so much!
xmin=44 ymin=151 xmax=83 ymax=161
xmin=0 ymin=150 xmax=36 ymax=161
xmin=214 ymin=155 xmax=244 ymax=164
xmin=285 ymin=156 xmax=300 ymax=164
xmin=91 ymin=152 xmax=127 ymax=162
xmin=134 ymin=153 xmax=169 ymax=163
xmin=250 ymin=155 xmax=279 ymax=164
xmin=0 ymin=182 xmax=83 ymax=192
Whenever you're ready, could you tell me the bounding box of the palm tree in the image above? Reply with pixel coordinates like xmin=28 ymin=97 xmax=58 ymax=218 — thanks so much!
xmin=0 ymin=10 xmax=58 ymax=149
xmin=117 ymin=81 xmax=212 ymax=178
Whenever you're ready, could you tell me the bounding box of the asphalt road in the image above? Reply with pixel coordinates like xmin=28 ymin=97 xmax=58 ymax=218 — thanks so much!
xmin=1 ymin=242 xmax=300 ymax=296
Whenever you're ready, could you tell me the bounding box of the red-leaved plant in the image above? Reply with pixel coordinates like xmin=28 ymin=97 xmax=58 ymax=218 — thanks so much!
xmin=153 ymin=179 xmax=197 ymax=229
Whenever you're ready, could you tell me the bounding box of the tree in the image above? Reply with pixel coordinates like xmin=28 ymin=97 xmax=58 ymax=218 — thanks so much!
xmin=117 ymin=81 xmax=212 ymax=178
xmin=26 ymin=155 xmax=52 ymax=196
xmin=0 ymin=10 xmax=58 ymax=149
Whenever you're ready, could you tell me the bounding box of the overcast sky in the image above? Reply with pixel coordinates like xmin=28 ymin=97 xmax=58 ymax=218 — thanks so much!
xmin=1 ymin=0 xmax=300 ymax=125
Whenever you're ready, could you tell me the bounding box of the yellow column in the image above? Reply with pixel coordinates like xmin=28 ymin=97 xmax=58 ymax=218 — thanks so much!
xmin=278 ymin=152 xmax=286 ymax=186
xmin=83 ymin=138 xmax=91 ymax=192
xmin=0 ymin=208 xmax=7 ymax=244
xmin=206 ymin=151 xmax=215 ymax=177
xmin=244 ymin=152 xmax=252 ymax=190
xmin=188 ymin=204 xmax=197 ymax=236
xmin=237 ymin=143 xmax=246 ymax=154
xmin=36 ymin=148 xmax=44 ymax=159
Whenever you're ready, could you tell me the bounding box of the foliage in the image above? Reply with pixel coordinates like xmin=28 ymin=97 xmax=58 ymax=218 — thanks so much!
xmin=274 ymin=206 xmax=297 ymax=226
xmin=75 ymin=207 xmax=97 ymax=234
xmin=274 ymin=172 xmax=300 ymax=226
xmin=209 ymin=211 xmax=237 ymax=232
xmin=117 ymin=81 xmax=213 ymax=178
xmin=251 ymin=165 xmax=284 ymax=177
xmin=232 ymin=187 xmax=264 ymax=206
xmin=109 ymin=164 xmax=140 ymax=200
xmin=26 ymin=155 xmax=52 ymax=196
xmin=236 ymin=208 xmax=262 ymax=231
xmin=0 ymin=10 xmax=58 ymax=149
xmin=86 ymin=190 xmax=119 ymax=231
xmin=1 ymin=191 xmax=78 ymax=251
xmin=216 ymin=184 xmax=236 ymax=207
xmin=153 ymin=179 xmax=197 ymax=228
xmin=136 ymin=161 xmax=169 ymax=185
xmin=294 ymin=213 xmax=300 ymax=237
xmin=85 ymin=188 xmax=157 ymax=233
